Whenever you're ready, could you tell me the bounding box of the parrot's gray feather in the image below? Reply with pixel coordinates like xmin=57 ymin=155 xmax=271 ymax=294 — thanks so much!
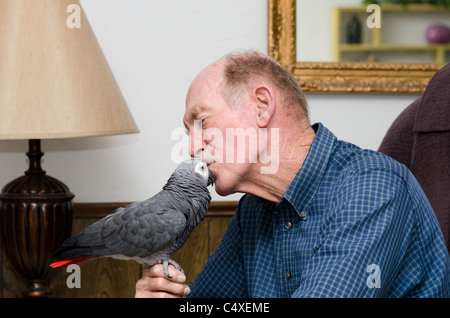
xmin=51 ymin=158 xmax=213 ymax=276
xmin=102 ymin=195 xmax=187 ymax=257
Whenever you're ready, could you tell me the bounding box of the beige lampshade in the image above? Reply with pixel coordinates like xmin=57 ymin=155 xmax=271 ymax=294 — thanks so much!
xmin=0 ymin=0 xmax=139 ymax=139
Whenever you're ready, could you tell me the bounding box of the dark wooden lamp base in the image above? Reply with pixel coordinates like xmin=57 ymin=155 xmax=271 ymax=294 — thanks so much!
xmin=0 ymin=139 xmax=74 ymax=297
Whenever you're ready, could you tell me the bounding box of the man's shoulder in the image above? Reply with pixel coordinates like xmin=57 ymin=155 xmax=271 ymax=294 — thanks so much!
xmin=332 ymin=140 xmax=411 ymax=183
xmin=326 ymin=140 xmax=428 ymax=212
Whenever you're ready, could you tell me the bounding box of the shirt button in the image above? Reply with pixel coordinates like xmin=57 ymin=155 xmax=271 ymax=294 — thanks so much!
xmin=286 ymin=271 xmax=292 ymax=279
xmin=300 ymin=211 xmax=307 ymax=220
xmin=284 ymin=221 xmax=292 ymax=229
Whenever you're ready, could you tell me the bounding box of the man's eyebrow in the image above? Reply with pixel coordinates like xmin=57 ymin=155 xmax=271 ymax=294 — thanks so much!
xmin=183 ymin=106 xmax=201 ymax=132
xmin=188 ymin=108 xmax=199 ymax=120
xmin=188 ymin=105 xmax=203 ymax=120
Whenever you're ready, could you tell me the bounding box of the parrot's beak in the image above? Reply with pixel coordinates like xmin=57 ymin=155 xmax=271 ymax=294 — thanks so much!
xmin=207 ymin=169 xmax=214 ymax=186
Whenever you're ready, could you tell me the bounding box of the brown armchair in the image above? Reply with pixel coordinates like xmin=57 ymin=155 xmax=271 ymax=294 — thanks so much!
xmin=378 ymin=63 xmax=450 ymax=251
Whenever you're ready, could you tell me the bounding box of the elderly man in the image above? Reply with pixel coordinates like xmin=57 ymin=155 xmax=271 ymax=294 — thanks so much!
xmin=135 ymin=51 xmax=450 ymax=298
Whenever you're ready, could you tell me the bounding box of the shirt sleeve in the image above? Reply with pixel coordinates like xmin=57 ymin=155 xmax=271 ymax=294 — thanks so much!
xmin=292 ymin=167 xmax=424 ymax=298
xmin=188 ymin=205 xmax=247 ymax=298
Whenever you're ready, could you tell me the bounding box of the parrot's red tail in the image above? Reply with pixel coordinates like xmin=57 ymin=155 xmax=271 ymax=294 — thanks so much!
xmin=49 ymin=257 xmax=97 ymax=268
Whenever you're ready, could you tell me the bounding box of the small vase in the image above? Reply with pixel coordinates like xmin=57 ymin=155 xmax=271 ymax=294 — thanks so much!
xmin=346 ymin=15 xmax=362 ymax=44
xmin=426 ymin=24 xmax=450 ymax=44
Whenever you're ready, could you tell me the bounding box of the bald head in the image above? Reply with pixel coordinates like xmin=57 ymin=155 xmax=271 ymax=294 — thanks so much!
xmin=189 ymin=51 xmax=309 ymax=118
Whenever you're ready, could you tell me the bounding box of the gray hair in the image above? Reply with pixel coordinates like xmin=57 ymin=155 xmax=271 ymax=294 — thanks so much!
xmin=221 ymin=51 xmax=309 ymax=119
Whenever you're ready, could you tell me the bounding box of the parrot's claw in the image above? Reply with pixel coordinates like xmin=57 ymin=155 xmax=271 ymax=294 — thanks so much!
xmin=158 ymin=259 xmax=184 ymax=278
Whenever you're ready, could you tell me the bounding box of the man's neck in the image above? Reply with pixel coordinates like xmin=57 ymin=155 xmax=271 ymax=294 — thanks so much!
xmin=239 ymin=125 xmax=316 ymax=203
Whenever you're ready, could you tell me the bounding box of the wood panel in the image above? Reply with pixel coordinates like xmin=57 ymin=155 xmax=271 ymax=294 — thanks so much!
xmin=0 ymin=201 xmax=236 ymax=298
xmin=48 ymin=218 xmax=143 ymax=298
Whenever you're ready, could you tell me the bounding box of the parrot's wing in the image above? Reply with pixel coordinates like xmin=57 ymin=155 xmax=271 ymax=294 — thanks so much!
xmin=100 ymin=199 xmax=187 ymax=258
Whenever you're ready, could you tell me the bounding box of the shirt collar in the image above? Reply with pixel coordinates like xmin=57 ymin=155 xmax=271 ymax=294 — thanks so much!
xmin=282 ymin=122 xmax=337 ymax=215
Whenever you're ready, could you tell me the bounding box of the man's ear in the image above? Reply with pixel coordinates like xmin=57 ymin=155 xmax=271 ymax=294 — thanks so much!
xmin=254 ymin=86 xmax=275 ymax=128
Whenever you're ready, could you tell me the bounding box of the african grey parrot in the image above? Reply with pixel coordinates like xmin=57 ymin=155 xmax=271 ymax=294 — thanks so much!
xmin=50 ymin=158 xmax=213 ymax=278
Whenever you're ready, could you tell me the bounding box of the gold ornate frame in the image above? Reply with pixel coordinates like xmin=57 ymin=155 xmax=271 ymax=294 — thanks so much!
xmin=268 ymin=0 xmax=445 ymax=93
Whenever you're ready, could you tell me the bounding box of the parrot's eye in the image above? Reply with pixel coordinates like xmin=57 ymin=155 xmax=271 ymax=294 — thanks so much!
xmin=194 ymin=161 xmax=209 ymax=181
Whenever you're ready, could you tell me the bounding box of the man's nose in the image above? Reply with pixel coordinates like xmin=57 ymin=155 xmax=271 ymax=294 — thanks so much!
xmin=189 ymin=130 xmax=205 ymax=158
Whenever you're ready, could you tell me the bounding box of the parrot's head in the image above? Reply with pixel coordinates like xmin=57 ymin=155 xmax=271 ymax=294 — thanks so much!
xmin=178 ymin=158 xmax=214 ymax=188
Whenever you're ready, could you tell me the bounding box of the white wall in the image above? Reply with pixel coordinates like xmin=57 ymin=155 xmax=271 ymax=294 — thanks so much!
xmin=0 ymin=0 xmax=419 ymax=203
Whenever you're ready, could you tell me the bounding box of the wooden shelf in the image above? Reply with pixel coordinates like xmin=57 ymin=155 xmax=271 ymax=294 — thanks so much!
xmin=336 ymin=4 xmax=450 ymax=12
xmin=333 ymin=5 xmax=450 ymax=63
xmin=339 ymin=44 xmax=450 ymax=51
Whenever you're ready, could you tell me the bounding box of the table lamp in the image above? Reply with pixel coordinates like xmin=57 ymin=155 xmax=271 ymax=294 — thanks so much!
xmin=0 ymin=0 xmax=139 ymax=297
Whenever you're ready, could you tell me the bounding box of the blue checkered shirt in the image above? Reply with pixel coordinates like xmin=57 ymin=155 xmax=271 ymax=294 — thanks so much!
xmin=189 ymin=123 xmax=450 ymax=297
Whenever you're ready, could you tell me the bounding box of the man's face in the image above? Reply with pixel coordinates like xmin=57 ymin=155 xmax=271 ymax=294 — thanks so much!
xmin=183 ymin=64 xmax=257 ymax=196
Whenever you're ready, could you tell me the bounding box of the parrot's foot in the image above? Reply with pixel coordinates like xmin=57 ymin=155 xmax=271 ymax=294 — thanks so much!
xmin=158 ymin=259 xmax=184 ymax=278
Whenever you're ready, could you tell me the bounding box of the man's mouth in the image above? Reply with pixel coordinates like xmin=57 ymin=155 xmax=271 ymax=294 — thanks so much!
xmin=202 ymin=154 xmax=215 ymax=165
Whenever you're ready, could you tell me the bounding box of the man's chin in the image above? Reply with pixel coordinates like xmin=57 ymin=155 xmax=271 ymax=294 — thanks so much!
xmin=209 ymin=164 xmax=247 ymax=197
xmin=213 ymin=178 xmax=236 ymax=197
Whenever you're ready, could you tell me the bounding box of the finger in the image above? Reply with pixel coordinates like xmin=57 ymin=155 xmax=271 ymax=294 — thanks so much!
xmin=135 ymin=275 xmax=190 ymax=297
xmin=144 ymin=264 xmax=186 ymax=283
xmin=137 ymin=264 xmax=190 ymax=297
xmin=150 ymin=276 xmax=190 ymax=297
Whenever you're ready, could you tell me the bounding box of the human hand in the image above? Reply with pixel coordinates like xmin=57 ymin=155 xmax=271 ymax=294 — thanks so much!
xmin=135 ymin=264 xmax=190 ymax=298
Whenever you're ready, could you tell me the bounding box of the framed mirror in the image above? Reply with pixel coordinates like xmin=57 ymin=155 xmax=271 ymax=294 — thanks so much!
xmin=268 ymin=0 xmax=446 ymax=93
